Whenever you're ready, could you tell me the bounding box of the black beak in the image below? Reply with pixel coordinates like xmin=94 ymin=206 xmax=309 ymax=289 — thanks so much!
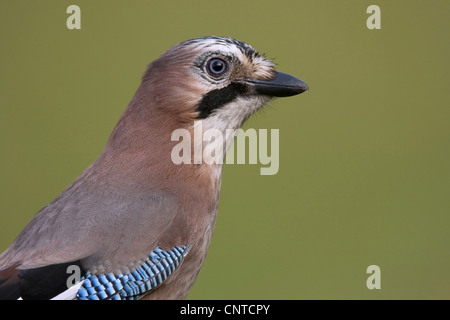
xmin=245 ymin=71 xmax=309 ymax=97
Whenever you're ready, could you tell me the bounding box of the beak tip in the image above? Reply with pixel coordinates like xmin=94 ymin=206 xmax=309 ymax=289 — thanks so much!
xmin=296 ymin=81 xmax=309 ymax=94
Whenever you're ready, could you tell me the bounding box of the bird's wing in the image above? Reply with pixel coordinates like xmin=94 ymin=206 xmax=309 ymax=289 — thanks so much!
xmin=2 ymin=245 xmax=189 ymax=300
xmin=0 ymin=173 xmax=189 ymax=300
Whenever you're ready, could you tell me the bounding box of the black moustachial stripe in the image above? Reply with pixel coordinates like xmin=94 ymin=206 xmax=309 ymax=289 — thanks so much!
xmin=196 ymin=82 xmax=247 ymax=119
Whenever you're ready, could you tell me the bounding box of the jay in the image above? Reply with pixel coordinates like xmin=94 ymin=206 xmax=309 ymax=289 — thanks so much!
xmin=0 ymin=36 xmax=308 ymax=300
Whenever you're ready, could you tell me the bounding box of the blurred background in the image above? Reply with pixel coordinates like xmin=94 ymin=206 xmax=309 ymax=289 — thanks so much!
xmin=0 ymin=1 xmax=449 ymax=299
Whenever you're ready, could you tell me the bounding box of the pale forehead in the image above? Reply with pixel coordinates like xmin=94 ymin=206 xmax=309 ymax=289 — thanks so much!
xmin=181 ymin=36 xmax=261 ymax=62
xmin=198 ymin=43 xmax=246 ymax=60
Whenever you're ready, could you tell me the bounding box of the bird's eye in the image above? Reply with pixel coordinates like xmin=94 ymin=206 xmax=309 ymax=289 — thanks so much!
xmin=207 ymin=58 xmax=228 ymax=77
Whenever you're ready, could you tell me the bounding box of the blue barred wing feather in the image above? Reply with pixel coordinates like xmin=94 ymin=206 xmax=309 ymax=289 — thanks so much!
xmin=77 ymin=245 xmax=189 ymax=300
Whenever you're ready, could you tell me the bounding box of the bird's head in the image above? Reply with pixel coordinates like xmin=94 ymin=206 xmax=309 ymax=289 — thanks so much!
xmin=104 ymin=36 xmax=308 ymax=180
xmin=138 ymin=36 xmax=308 ymax=132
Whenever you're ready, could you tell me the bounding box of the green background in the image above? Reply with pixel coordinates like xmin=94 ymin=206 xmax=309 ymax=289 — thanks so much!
xmin=1 ymin=1 xmax=449 ymax=299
